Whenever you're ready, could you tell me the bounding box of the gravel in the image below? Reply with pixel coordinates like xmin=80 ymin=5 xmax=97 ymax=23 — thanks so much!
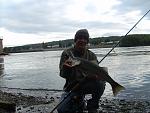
xmin=0 ymin=90 xmax=150 ymax=113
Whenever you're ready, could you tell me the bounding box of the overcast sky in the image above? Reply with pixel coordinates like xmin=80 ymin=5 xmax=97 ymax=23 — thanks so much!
xmin=0 ymin=0 xmax=150 ymax=47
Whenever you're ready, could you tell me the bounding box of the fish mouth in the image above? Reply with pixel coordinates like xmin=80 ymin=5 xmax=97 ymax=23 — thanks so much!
xmin=66 ymin=57 xmax=81 ymax=67
xmin=66 ymin=51 xmax=81 ymax=67
xmin=71 ymin=59 xmax=81 ymax=66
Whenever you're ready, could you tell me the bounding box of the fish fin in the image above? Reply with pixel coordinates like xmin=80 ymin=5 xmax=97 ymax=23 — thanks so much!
xmin=112 ymin=82 xmax=125 ymax=96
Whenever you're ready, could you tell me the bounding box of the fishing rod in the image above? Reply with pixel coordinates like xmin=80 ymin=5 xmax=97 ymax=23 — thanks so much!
xmin=49 ymin=78 xmax=88 ymax=113
xmin=98 ymin=9 xmax=150 ymax=64
xmin=49 ymin=9 xmax=150 ymax=113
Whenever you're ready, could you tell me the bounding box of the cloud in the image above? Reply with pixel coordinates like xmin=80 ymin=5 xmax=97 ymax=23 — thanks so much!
xmin=0 ymin=0 xmax=73 ymax=33
xmin=116 ymin=0 xmax=150 ymax=18
xmin=1 ymin=0 xmax=149 ymax=34
xmin=0 ymin=0 xmax=150 ymax=47
xmin=0 ymin=0 xmax=124 ymax=34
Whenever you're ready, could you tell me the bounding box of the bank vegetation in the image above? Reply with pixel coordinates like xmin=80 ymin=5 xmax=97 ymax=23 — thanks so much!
xmin=3 ymin=34 xmax=150 ymax=53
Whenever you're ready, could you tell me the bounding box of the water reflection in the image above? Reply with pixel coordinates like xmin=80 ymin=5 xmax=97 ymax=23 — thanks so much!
xmin=0 ymin=46 xmax=150 ymax=100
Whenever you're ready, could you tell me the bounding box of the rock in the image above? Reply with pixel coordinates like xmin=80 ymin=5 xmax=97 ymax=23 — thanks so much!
xmin=0 ymin=100 xmax=16 ymax=112
xmin=50 ymin=97 xmax=55 ymax=101
xmin=30 ymin=106 xmax=34 ymax=110
xmin=16 ymin=107 xmax=21 ymax=111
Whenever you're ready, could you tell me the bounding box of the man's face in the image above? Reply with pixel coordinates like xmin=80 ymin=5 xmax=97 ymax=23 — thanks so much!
xmin=75 ymin=37 xmax=88 ymax=50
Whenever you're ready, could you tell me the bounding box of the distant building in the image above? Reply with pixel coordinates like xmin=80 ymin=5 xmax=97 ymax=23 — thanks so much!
xmin=0 ymin=38 xmax=3 ymax=54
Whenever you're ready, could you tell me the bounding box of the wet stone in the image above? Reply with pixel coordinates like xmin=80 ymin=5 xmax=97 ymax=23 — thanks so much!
xmin=0 ymin=89 xmax=150 ymax=113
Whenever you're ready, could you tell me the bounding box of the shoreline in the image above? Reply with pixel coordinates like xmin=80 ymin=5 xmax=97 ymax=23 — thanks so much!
xmin=3 ymin=45 xmax=114 ymax=54
xmin=0 ymin=89 xmax=150 ymax=113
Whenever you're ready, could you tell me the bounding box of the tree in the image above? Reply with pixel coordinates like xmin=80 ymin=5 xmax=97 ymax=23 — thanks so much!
xmin=120 ymin=34 xmax=150 ymax=47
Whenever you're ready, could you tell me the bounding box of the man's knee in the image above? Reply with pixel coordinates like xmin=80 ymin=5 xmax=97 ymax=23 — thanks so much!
xmin=96 ymin=81 xmax=106 ymax=91
xmin=57 ymin=92 xmax=83 ymax=113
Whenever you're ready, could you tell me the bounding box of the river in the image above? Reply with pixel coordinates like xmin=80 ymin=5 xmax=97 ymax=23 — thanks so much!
xmin=0 ymin=46 xmax=150 ymax=100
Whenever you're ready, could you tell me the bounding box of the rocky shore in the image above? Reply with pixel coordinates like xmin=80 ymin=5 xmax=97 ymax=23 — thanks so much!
xmin=0 ymin=89 xmax=150 ymax=113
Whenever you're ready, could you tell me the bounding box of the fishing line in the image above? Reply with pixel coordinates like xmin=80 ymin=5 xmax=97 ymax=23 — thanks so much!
xmin=98 ymin=9 xmax=150 ymax=64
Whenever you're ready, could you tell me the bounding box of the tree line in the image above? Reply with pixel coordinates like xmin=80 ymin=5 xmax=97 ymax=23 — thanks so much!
xmin=3 ymin=34 xmax=150 ymax=53
xmin=119 ymin=34 xmax=150 ymax=47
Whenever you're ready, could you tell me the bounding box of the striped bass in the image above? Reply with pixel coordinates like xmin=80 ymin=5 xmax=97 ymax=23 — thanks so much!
xmin=66 ymin=51 xmax=125 ymax=96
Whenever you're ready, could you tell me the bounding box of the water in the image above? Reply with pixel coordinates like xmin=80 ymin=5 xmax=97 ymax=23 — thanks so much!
xmin=0 ymin=46 xmax=150 ymax=100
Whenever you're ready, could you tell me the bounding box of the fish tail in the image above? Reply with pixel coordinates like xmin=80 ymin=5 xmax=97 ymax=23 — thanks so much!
xmin=112 ymin=82 xmax=125 ymax=96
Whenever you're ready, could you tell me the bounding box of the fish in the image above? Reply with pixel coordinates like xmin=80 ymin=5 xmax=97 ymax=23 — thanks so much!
xmin=65 ymin=51 xmax=125 ymax=96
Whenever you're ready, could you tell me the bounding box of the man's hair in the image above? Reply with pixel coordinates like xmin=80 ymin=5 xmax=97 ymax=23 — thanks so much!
xmin=74 ymin=29 xmax=89 ymax=43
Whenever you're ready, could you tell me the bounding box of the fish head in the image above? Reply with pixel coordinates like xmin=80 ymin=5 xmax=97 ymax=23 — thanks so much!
xmin=68 ymin=57 xmax=81 ymax=67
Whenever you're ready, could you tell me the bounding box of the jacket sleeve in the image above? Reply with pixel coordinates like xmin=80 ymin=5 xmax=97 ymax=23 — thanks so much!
xmin=88 ymin=50 xmax=99 ymax=65
xmin=59 ymin=50 xmax=73 ymax=79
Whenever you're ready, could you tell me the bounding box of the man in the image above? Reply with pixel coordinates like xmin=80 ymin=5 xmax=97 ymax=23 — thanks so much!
xmin=57 ymin=29 xmax=105 ymax=113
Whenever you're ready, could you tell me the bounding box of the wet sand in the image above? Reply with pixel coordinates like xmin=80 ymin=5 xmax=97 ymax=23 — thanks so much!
xmin=0 ymin=89 xmax=150 ymax=113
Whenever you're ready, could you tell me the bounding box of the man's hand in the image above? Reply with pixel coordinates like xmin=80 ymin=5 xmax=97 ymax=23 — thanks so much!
xmin=63 ymin=59 xmax=73 ymax=68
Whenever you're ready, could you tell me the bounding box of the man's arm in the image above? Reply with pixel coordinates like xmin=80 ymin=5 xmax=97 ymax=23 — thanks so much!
xmin=59 ymin=50 xmax=73 ymax=79
xmin=86 ymin=51 xmax=99 ymax=80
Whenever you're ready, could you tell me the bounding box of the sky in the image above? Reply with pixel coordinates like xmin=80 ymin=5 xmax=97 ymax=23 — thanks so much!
xmin=0 ymin=0 xmax=150 ymax=47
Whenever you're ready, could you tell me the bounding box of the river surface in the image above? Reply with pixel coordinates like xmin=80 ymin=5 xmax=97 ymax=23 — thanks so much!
xmin=0 ymin=46 xmax=150 ymax=100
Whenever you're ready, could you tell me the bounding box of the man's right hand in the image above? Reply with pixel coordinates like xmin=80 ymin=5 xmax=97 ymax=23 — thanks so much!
xmin=63 ymin=59 xmax=73 ymax=68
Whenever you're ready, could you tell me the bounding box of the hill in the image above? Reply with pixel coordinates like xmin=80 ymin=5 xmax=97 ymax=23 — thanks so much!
xmin=3 ymin=34 xmax=150 ymax=53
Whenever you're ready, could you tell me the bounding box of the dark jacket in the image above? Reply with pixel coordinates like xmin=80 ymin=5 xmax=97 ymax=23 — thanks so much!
xmin=59 ymin=47 xmax=98 ymax=91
